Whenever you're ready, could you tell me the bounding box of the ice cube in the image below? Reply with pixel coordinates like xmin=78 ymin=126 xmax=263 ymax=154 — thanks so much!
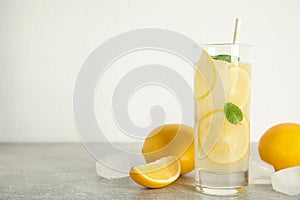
xmin=96 ymin=153 xmax=145 ymax=180
xmin=249 ymin=156 xmax=275 ymax=184
xmin=96 ymin=162 xmax=128 ymax=180
xmin=271 ymin=166 xmax=300 ymax=196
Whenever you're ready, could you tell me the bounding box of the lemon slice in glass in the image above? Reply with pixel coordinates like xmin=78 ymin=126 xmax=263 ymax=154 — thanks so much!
xmin=194 ymin=50 xmax=217 ymax=99
xmin=198 ymin=110 xmax=250 ymax=164
xmin=227 ymin=64 xmax=251 ymax=109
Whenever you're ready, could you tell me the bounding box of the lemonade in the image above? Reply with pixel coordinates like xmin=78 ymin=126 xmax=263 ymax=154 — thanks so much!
xmin=194 ymin=44 xmax=252 ymax=195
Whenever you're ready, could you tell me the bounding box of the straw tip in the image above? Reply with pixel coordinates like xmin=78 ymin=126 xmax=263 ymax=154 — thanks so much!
xmin=235 ymin=18 xmax=242 ymax=27
xmin=233 ymin=18 xmax=242 ymax=44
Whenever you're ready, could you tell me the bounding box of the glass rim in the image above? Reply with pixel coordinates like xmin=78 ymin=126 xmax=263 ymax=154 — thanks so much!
xmin=201 ymin=43 xmax=252 ymax=47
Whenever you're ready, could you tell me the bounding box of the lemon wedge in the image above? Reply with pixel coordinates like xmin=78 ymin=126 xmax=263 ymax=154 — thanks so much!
xmin=129 ymin=156 xmax=180 ymax=188
xmin=198 ymin=110 xmax=250 ymax=164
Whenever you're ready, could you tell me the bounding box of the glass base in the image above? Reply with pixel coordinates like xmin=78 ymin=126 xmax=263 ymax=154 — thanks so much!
xmin=195 ymin=170 xmax=248 ymax=196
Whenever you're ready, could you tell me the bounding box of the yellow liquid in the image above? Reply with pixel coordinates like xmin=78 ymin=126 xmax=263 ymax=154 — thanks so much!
xmin=194 ymin=53 xmax=251 ymax=173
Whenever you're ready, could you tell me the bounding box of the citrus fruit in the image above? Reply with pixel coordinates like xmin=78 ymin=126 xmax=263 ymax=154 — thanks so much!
xmin=227 ymin=64 xmax=251 ymax=110
xmin=129 ymin=156 xmax=180 ymax=188
xmin=195 ymin=59 xmax=229 ymax=121
xmin=194 ymin=50 xmax=217 ymax=99
xmin=198 ymin=109 xmax=250 ymax=164
xmin=142 ymin=124 xmax=194 ymax=175
xmin=258 ymin=123 xmax=300 ymax=171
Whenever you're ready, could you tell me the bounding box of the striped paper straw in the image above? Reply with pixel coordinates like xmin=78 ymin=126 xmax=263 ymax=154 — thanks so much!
xmin=233 ymin=18 xmax=242 ymax=44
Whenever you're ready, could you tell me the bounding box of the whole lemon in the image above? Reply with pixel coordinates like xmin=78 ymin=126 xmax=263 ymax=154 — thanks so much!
xmin=142 ymin=124 xmax=194 ymax=175
xmin=258 ymin=123 xmax=300 ymax=171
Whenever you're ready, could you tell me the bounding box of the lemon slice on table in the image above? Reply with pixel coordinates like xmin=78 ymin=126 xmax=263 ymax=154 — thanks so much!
xmin=129 ymin=156 xmax=180 ymax=188
xmin=194 ymin=50 xmax=217 ymax=99
xmin=198 ymin=109 xmax=250 ymax=164
xmin=227 ymin=64 xmax=251 ymax=109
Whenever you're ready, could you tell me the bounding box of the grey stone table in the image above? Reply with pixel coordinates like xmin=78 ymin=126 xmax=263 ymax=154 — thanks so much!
xmin=0 ymin=144 xmax=299 ymax=200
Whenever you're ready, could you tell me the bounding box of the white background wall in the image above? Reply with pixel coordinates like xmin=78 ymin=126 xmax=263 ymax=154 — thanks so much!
xmin=1 ymin=0 xmax=300 ymax=142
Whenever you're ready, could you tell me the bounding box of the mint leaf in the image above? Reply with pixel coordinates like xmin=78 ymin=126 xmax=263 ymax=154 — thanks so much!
xmin=212 ymin=54 xmax=240 ymax=63
xmin=224 ymin=102 xmax=243 ymax=125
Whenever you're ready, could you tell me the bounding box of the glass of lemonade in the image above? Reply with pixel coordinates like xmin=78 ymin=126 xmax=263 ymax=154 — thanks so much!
xmin=194 ymin=44 xmax=252 ymax=196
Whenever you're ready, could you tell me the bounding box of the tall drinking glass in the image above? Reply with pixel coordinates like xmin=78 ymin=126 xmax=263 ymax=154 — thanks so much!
xmin=194 ymin=44 xmax=252 ymax=196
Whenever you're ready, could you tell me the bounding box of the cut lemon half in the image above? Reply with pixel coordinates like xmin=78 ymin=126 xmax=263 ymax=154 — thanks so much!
xmin=198 ymin=110 xmax=250 ymax=164
xmin=129 ymin=156 xmax=180 ymax=188
xmin=227 ymin=64 xmax=251 ymax=109
xmin=194 ymin=50 xmax=217 ymax=99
